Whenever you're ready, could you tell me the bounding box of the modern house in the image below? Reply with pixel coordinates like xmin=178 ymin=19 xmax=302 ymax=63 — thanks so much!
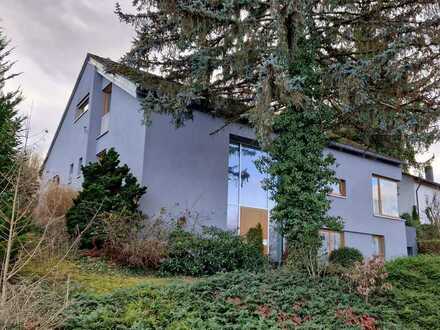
xmin=42 ymin=54 xmax=410 ymax=262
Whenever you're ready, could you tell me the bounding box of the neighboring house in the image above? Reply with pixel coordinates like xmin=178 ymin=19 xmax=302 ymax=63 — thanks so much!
xmin=42 ymin=54 xmax=408 ymax=262
xmin=399 ymin=168 xmax=440 ymax=225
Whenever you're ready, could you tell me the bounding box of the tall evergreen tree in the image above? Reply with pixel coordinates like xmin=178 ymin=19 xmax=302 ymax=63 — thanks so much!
xmin=66 ymin=148 xmax=147 ymax=249
xmin=115 ymin=0 xmax=440 ymax=162
xmin=0 ymin=28 xmax=25 ymax=261
xmin=115 ymin=1 xmax=439 ymax=263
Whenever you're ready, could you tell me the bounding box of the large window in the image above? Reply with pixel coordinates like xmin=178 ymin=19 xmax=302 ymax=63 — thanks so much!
xmin=227 ymin=140 xmax=272 ymax=253
xmin=320 ymin=230 xmax=344 ymax=257
xmin=372 ymin=176 xmax=399 ymax=218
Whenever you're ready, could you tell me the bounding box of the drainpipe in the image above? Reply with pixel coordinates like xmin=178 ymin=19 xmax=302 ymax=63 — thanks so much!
xmin=415 ymin=182 xmax=422 ymax=218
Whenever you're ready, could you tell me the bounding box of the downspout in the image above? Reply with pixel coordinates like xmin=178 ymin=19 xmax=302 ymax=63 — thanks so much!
xmin=415 ymin=182 xmax=422 ymax=218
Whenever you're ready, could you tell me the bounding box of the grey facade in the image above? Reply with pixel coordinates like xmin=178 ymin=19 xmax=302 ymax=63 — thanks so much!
xmin=42 ymin=54 xmax=409 ymax=261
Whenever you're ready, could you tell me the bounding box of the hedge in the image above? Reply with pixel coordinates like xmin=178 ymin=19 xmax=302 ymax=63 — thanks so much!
xmin=418 ymin=240 xmax=440 ymax=255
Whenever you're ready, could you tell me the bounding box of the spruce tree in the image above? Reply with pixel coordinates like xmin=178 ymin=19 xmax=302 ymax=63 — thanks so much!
xmin=114 ymin=1 xmax=439 ymax=264
xmin=0 ymin=28 xmax=24 ymax=261
xmin=66 ymin=148 xmax=147 ymax=249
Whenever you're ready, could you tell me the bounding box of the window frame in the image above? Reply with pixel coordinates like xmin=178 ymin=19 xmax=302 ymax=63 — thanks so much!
xmin=372 ymin=235 xmax=385 ymax=258
xmin=372 ymin=175 xmax=399 ymax=219
xmin=329 ymin=178 xmax=347 ymax=198
xmin=320 ymin=229 xmax=345 ymax=256
xmin=75 ymin=94 xmax=90 ymax=121
xmin=102 ymin=83 xmax=112 ymax=115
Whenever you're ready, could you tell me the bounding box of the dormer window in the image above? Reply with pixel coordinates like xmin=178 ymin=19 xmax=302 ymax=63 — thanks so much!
xmin=75 ymin=95 xmax=89 ymax=120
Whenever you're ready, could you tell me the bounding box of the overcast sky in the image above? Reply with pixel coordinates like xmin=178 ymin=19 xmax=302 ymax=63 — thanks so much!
xmin=1 ymin=1 xmax=440 ymax=181
xmin=1 ymin=0 xmax=134 ymax=155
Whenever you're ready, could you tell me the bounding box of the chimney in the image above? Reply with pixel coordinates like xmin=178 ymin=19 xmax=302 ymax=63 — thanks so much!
xmin=425 ymin=165 xmax=434 ymax=182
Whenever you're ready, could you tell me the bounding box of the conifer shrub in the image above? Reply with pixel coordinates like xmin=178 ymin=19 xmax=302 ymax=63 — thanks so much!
xmin=329 ymin=247 xmax=363 ymax=267
xmin=160 ymin=226 xmax=266 ymax=276
xmin=66 ymin=149 xmax=146 ymax=249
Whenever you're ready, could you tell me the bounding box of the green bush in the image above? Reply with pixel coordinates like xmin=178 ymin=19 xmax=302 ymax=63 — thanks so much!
xmin=385 ymin=255 xmax=440 ymax=329
xmin=246 ymin=223 xmax=264 ymax=254
xmin=418 ymin=240 xmax=440 ymax=255
xmin=159 ymin=226 xmax=266 ymax=276
xmin=329 ymin=247 xmax=363 ymax=267
xmin=66 ymin=149 xmax=146 ymax=249
xmin=63 ymin=269 xmax=395 ymax=329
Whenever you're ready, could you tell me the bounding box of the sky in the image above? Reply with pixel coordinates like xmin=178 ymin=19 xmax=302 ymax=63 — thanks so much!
xmin=1 ymin=0 xmax=134 ymax=155
xmin=1 ymin=0 xmax=440 ymax=181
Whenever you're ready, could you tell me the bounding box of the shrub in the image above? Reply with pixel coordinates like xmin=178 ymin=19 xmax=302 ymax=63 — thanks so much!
xmin=343 ymin=256 xmax=392 ymax=303
xmin=385 ymin=255 xmax=440 ymax=329
xmin=246 ymin=223 xmax=264 ymax=254
xmin=418 ymin=239 xmax=440 ymax=255
xmin=329 ymin=247 xmax=363 ymax=267
xmin=63 ymin=269 xmax=396 ymax=329
xmin=66 ymin=149 xmax=146 ymax=249
xmin=160 ymin=226 xmax=266 ymax=276
xmin=102 ymin=211 xmax=169 ymax=269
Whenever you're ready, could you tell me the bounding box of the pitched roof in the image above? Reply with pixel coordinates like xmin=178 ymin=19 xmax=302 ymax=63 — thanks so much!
xmin=403 ymin=173 xmax=440 ymax=189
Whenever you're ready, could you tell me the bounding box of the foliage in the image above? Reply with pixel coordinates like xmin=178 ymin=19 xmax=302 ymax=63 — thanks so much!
xmin=385 ymin=255 xmax=440 ymax=329
xmin=102 ymin=211 xmax=169 ymax=270
xmin=245 ymin=223 xmax=264 ymax=255
xmin=401 ymin=205 xmax=421 ymax=228
xmin=63 ymin=269 xmax=398 ymax=329
xmin=66 ymin=148 xmax=147 ymax=249
xmin=116 ymin=0 xmax=440 ymax=165
xmin=160 ymin=226 xmax=266 ymax=276
xmin=329 ymin=247 xmax=363 ymax=268
xmin=343 ymin=256 xmax=392 ymax=304
xmin=259 ymin=109 xmax=342 ymax=274
xmin=418 ymin=240 xmax=440 ymax=255
xmin=417 ymin=224 xmax=440 ymax=241
xmin=0 ymin=28 xmax=27 ymax=265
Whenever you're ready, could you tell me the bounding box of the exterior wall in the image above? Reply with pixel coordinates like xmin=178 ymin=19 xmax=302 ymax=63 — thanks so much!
xmin=42 ymin=63 xmax=96 ymax=189
xmin=94 ymin=78 xmax=147 ymax=180
xmin=406 ymin=226 xmax=418 ymax=256
xmin=416 ymin=183 xmax=440 ymax=224
xmin=399 ymin=175 xmax=417 ymax=217
xmin=399 ymin=174 xmax=440 ymax=225
xmin=327 ymin=149 xmax=407 ymax=260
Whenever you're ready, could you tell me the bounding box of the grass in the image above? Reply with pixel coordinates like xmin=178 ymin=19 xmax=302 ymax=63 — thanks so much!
xmin=23 ymin=256 xmax=194 ymax=294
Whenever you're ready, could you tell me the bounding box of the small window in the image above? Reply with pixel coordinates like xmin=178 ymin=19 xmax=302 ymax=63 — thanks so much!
xmin=320 ymin=229 xmax=344 ymax=257
xmin=103 ymin=84 xmax=112 ymax=115
xmin=372 ymin=175 xmax=399 ymax=218
xmin=329 ymin=179 xmax=346 ymax=197
xmin=372 ymin=235 xmax=385 ymax=258
xmin=68 ymin=163 xmax=74 ymax=184
xmin=77 ymin=157 xmax=83 ymax=177
xmin=75 ymin=95 xmax=89 ymax=120
xmin=52 ymin=175 xmax=60 ymax=185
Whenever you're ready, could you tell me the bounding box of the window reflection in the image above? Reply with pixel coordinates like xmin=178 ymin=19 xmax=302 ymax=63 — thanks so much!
xmin=372 ymin=176 xmax=398 ymax=218
xmin=227 ymin=141 xmax=272 ymax=230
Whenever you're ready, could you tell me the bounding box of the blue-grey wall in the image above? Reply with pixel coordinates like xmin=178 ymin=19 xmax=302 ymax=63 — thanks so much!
xmin=43 ymin=63 xmax=96 ymax=189
xmin=327 ymin=148 xmax=407 ymax=259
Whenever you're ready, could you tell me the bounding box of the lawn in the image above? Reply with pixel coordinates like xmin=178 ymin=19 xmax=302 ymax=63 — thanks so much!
xmin=23 ymin=256 xmax=194 ymax=294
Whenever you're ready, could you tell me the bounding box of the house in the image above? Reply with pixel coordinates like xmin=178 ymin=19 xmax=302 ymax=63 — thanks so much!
xmin=399 ymin=167 xmax=440 ymax=225
xmin=42 ymin=54 xmax=409 ymax=262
